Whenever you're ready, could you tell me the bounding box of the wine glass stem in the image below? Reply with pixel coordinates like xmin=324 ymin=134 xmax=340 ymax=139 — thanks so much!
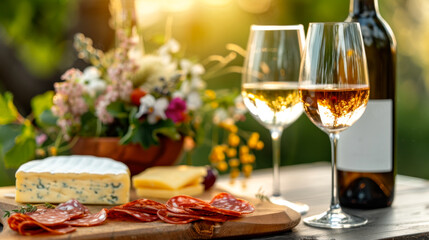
xmin=329 ymin=132 xmax=341 ymax=211
xmin=271 ymin=128 xmax=283 ymax=197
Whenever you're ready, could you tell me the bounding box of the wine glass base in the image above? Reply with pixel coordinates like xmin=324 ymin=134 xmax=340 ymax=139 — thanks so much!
xmin=269 ymin=196 xmax=309 ymax=215
xmin=303 ymin=208 xmax=367 ymax=229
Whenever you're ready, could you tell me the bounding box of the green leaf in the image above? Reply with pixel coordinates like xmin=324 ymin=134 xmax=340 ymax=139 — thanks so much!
xmin=0 ymin=124 xmax=23 ymax=154
xmin=152 ymin=120 xmax=180 ymax=141
xmin=31 ymin=91 xmax=54 ymax=127
xmin=120 ymin=118 xmax=180 ymax=149
xmin=79 ymin=112 xmax=98 ymax=137
xmin=39 ymin=109 xmax=58 ymax=126
xmin=2 ymin=123 xmax=36 ymax=169
xmin=0 ymin=92 xmax=18 ymax=124
xmin=107 ymin=101 xmax=129 ymax=119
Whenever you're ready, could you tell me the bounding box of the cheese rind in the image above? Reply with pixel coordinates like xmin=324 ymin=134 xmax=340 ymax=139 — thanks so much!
xmin=132 ymin=165 xmax=206 ymax=190
xmin=15 ymin=155 xmax=130 ymax=205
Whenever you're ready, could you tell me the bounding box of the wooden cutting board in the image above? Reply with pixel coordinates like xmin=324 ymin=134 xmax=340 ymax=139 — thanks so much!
xmin=0 ymin=186 xmax=300 ymax=240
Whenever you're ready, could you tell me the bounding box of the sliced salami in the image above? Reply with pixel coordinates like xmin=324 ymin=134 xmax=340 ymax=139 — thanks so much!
xmin=26 ymin=209 xmax=76 ymax=226
xmin=157 ymin=209 xmax=198 ymax=224
xmin=108 ymin=208 xmax=159 ymax=222
xmin=9 ymin=214 xmax=76 ymax=236
xmin=166 ymin=195 xmax=211 ymax=214
xmin=64 ymin=208 xmax=108 ymax=227
xmin=209 ymin=192 xmax=255 ymax=215
xmin=57 ymin=199 xmax=90 ymax=216
xmin=18 ymin=220 xmax=76 ymax=235
xmin=117 ymin=199 xmax=166 ymax=214
xmin=160 ymin=210 xmax=228 ymax=223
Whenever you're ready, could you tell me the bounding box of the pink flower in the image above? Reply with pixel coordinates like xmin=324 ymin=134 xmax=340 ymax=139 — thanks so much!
xmin=165 ymin=97 xmax=187 ymax=123
xmin=61 ymin=68 xmax=82 ymax=81
xmin=36 ymin=134 xmax=47 ymax=146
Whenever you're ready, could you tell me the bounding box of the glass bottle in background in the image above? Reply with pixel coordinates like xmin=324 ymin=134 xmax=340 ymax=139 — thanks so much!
xmin=338 ymin=0 xmax=397 ymax=209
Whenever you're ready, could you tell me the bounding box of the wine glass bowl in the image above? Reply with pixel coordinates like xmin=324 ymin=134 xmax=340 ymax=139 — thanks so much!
xmin=242 ymin=25 xmax=309 ymax=215
xmin=299 ymin=22 xmax=369 ymax=228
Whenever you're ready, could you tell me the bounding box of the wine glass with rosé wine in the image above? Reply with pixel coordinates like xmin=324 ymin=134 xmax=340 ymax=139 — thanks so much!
xmin=299 ymin=22 xmax=369 ymax=228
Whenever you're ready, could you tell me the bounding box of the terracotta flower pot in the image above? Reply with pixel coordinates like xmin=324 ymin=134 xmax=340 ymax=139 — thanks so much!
xmin=71 ymin=137 xmax=184 ymax=176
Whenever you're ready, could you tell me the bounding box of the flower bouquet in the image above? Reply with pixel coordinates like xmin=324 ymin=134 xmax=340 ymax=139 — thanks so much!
xmin=0 ymin=23 xmax=263 ymax=182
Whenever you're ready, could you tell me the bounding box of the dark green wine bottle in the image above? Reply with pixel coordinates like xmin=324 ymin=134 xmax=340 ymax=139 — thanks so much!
xmin=338 ymin=0 xmax=396 ymax=209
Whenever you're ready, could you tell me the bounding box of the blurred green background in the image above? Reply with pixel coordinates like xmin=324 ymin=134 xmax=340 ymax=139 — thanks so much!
xmin=0 ymin=0 xmax=428 ymax=185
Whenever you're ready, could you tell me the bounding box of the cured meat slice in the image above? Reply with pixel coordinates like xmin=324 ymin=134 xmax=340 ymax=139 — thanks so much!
xmin=8 ymin=213 xmax=28 ymax=231
xmin=157 ymin=209 xmax=198 ymax=224
xmin=209 ymin=192 xmax=255 ymax=215
xmin=108 ymin=208 xmax=159 ymax=222
xmin=64 ymin=208 xmax=108 ymax=227
xmin=26 ymin=209 xmax=76 ymax=226
xmin=57 ymin=199 xmax=90 ymax=216
xmin=117 ymin=199 xmax=166 ymax=214
xmin=166 ymin=195 xmax=211 ymax=214
xmin=18 ymin=220 xmax=76 ymax=235
xmin=160 ymin=209 xmax=228 ymax=223
xmin=8 ymin=214 xmax=76 ymax=236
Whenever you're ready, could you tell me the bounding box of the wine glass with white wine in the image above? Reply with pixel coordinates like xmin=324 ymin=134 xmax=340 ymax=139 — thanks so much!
xmin=242 ymin=25 xmax=309 ymax=215
xmin=299 ymin=22 xmax=369 ymax=228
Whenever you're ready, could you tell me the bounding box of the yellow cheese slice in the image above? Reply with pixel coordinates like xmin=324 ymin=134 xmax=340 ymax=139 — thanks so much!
xmin=15 ymin=155 xmax=130 ymax=205
xmin=135 ymin=184 xmax=204 ymax=199
xmin=132 ymin=165 xmax=206 ymax=190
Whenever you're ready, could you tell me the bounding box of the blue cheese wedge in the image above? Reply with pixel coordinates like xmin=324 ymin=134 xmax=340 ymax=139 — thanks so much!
xmin=15 ymin=155 xmax=130 ymax=205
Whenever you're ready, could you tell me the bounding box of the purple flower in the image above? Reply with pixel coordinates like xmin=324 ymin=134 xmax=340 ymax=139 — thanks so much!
xmin=165 ymin=97 xmax=187 ymax=123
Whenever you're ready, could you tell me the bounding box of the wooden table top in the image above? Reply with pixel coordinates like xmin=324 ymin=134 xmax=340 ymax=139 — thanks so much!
xmin=216 ymin=162 xmax=429 ymax=240
xmin=2 ymin=162 xmax=429 ymax=239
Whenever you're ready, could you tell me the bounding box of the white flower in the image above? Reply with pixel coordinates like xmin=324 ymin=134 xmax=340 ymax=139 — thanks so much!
xmin=191 ymin=76 xmax=206 ymax=90
xmin=158 ymin=39 xmax=180 ymax=64
xmin=148 ymin=97 xmax=169 ymax=124
xmin=159 ymin=39 xmax=180 ymax=56
xmin=213 ymin=108 xmax=228 ymax=124
xmin=135 ymin=55 xmax=177 ymax=91
xmin=191 ymin=63 xmax=205 ymax=76
xmin=180 ymin=60 xmax=205 ymax=77
xmin=135 ymin=95 xmax=169 ymax=124
xmin=78 ymin=67 xmax=106 ymax=97
xmin=172 ymin=91 xmax=184 ymax=99
xmin=234 ymin=95 xmax=247 ymax=115
xmin=180 ymin=60 xmax=206 ymax=93
xmin=186 ymin=91 xmax=202 ymax=111
xmin=136 ymin=94 xmax=156 ymax=118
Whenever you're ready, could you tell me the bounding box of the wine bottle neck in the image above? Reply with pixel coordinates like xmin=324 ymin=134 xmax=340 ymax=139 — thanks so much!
xmin=349 ymin=0 xmax=379 ymax=16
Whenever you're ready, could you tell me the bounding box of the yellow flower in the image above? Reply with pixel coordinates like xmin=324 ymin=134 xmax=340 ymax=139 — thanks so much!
xmin=209 ymin=145 xmax=226 ymax=163
xmin=228 ymin=158 xmax=240 ymax=168
xmin=36 ymin=148 xmax=46 ymax=157
xmin=210 ymin=102 xmax=219 ymax=109
xmin=49 ymin=146 xmax=57 ymax=156
xmin=217 ymin=161 xmax=228 ymax=172
xmin=205 ymin=89 xmax=216 ymax=100
xmin=213 ymin=145 xmax=225 ymax=153
xmin=239 ymin=145 xmax=249 ymax=155
xmin=226 ymin=148 xmax=237 ymax=157
xmin=230 ymin=167 xmax=240 ymax=179
xmin=240 ymin=153 xmax=255 ymax=164
xmin=242 ymin=164 xmax=253 ymax=178
xmin=248 ymin=132 xmax=260 ymax=149
xmin=229 ymin=125 xmax=238 ymax=133
xmin=228 ymin=133 xmax=240 ymax=147
xmin=219 ymin=122 xmax=238 ymax=133
xmin=256 ymin=141 xmax=264 ymax=150
xmin=210 ymin=151 xmax=225 ymax=163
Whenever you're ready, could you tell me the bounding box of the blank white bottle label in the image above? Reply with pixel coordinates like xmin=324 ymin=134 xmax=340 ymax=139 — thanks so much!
xmin=337 ymin=100 xmax=392 ymax=172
